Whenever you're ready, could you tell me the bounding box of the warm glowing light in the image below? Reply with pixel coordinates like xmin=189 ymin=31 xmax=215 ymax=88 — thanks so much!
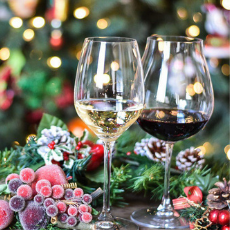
xmin=177 ymin=8 xmax=188 ymax=20
xmin=224 ymin=145 xmax=230 ymax=154
xmin=194 ymin=82 xmax=203 ymax=94
xmin=227 ymin=149 xmax=230 ymax=160
xmin=158 ymin=41 xmax=164 ymax=52
xmin=186 ymin=25 xmax=200 ymax=37
xmin=74 ymin=7 xmax=90 ymax=19
xmin=203 ymin=142 xmax=212 ymax=153
xmin=47 ymin=56 xmax=62 ymax=68
xmin=9 ymin=17 xmax=23 ymax=28
xmin=94 ymin=74 xmax=110 ymax=85
xmin=97 ymin=18 xmax=109 ymax=29
xmin=221 ymin=64 xmax=230 ymax=76
xmin=23 ymin=29 xmax=35 ymax=41
xmin=210 ymin=58 xmax=219 ymax=68
xmin=186 ymin=84 xmax=195 ymax=96
xmin=0 ymin=47 xmax=10 ymax=61
xmin=221 ymin=0 xmax=230 ymax=10
xmin=76 ymin=51 xmax=81 ymax=60
xmin=51 ymin=30 xmax=62 ymax=39
xmin=111 ymin=61 xmax=119 ymax=71
xmin=193 ymin=12 xmax=202 ymax=23
xmin=196 ymin=146 xmax=206 ymax=155
xmin=32 ymin=17 xmax=45 ymax=28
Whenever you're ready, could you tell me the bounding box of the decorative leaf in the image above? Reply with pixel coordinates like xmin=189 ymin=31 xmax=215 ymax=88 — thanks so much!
xmin=85 ymin=166 xmax=104 ymax=183
xmin=37 ymin=113 xmax=68 ymax=138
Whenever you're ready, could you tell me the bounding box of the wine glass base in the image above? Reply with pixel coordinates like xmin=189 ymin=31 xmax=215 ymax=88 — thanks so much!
xmin=131 ymin=208 xmax=189 ymax=229
xmin=94 ymin=217 xmax=139 ymax=230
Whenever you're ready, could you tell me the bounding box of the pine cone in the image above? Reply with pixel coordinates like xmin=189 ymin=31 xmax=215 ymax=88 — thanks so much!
xmin=207 ymin=178 xmax=230 ymax=209
xmin=176 ymin=147 xmax=205 ymax=171
xmin=134 ymin=137 xmax=166 ymax=162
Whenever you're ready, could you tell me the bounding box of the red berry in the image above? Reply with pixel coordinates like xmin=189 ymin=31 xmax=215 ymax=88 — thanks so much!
xmin=126 ymin=151 xmax=131 ymax=156
xmin=17 ymin=185 xmax=33 ymax=200
xmin=67 ymin=216 xmax=77 ymax=226
xmin=20 ymin=168 xmax=35 ymax=183
xmin=88 ymin=206 xmax=92 ymax=213
xmin=77 ymin=141 xmax=83 ymax=148
xmin=209 ymin=209 xmax=220 ymax=224
xmin=81 ymin=212 xmax=92 ymax=223
xmin=51 ymin=141 xmax=55 ymax=145
xmin=68 ymin=206 xmax=78 ymax=216
xmin=76 ymin=146 xmax=80 ymax=151
xmin=78 ymin=153 xmax=84 ymax=159
xmin=35 ymin=179 xmax=51 ymax=193
xmin=219 ymin=210 xmax=230 ymax=226
xmin=46 ymin=205 xmax=58 ymax=217
xmin=58 ymin=213 xmax=68 ymax=223
xmin=44 ymin=198 xmax=55 ymax=208
xmin=51 ymin=160 xmax=61 ymax=166
xmin=63 ymin=152 xmax=69 ymax=161
xmin=222 ymin=226 xmax=230 ymax=230
xmin=48 ymin=143 xmax=55 ymax=149
xmin=57 ymin=201 xmax=67 ymax=213
xmin=79 ymin=204 xmax=88 ymax=213
xmin=82 ymin=194 xmax=92 ymax=204
xmin=52 ymin=185 xmax=64 ymax=199
xmin=73 ymin=188 xmax=84 ymax=198
xmin=5 ymin=173 xmax=20 ymax=184
xmin=40 ymin=186 xmax=52 ymax=197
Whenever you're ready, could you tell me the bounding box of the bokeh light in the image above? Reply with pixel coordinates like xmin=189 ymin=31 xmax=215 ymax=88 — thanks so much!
xmin=227 ymin=149 xmax=230 ymax=160
xmin=9 ymin=17 xmax=23 ymax=28
xmin=23 ymin=29 xmax=35 ymax=41
xmin=224 ymin=145 xmax=230 ymax=154
xmin=111 ymin=61 xmax=119 ymax=71
xmin=74 ymin=7 xmax=90 ymax=19
xmin=196 ymin=146 xmax=206 ymax=155
xmin=221 ymin=64 xmax=230 ymax=76
xmin=186 ymin=25 xmax=200 ymax=37
xmin=193 ymin=12 xmax=202 ymax=23
xmin=32 ymin=17 xmax=45 ymax=28
xmin=0 ymin=47 xmax=10 ymax=61
xmin=97 ymin=18 xmax=109 ymax=29
xmin=186 ymin=84 xmax=195 ymax=96
xmin=94 ymin=74 xmax=110 ymax=85
xmin=177 ymin=8 xmax=188 ymax=20
xmin=47 ymin=56 xmax=62 ymax=68
xmin=221 ymin=0 xmax=230 ymax=10
xmin=194 ymin=82 xmax=203 ymax=94
xmin=209 ymin=58 xmax=219 ymax=68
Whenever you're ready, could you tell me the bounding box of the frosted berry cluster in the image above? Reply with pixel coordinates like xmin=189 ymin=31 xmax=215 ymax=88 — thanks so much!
xmin=5 ymin=167 xmax=94 ymax=229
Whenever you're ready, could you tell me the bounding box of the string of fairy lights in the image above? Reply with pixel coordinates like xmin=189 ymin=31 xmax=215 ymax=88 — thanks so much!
xmin=0 ymin=1 xmax=229 ymax=159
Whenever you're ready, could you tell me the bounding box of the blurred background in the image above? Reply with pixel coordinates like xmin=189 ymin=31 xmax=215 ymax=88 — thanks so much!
xmin=0 ymin=0 xmax=229 ymax=163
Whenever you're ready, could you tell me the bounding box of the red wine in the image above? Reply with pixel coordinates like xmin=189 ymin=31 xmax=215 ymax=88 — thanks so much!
xmin=137 ymin=109 xmax=209 ymax=142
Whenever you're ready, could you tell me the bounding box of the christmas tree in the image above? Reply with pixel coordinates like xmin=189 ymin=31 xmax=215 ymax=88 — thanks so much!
xmin=0 ymin=0 xmax=229 ymax=164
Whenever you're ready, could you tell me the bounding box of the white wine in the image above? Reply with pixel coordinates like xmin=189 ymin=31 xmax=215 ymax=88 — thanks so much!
xmin=75 ymin=99 xmax=143 ymax=142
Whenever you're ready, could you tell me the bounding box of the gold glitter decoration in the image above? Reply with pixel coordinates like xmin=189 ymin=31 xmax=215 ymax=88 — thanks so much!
xmin=51 ymin=216 xmax=58 ymax=224
xmin=61 ymin=182 xmax=78 ymax=189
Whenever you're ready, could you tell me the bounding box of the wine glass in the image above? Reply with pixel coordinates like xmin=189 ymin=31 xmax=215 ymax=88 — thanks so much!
xmin=131 ymin=35 xmax=214 ymax=229
xmin=74 ymin=37 xmax=144 ymax=230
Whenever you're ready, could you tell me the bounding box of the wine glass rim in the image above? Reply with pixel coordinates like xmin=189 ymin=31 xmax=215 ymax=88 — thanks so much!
xmin=85 ymin=36 xmax=137 ymax=43
xmin=147 ymin=35 xmax=203 ymax=43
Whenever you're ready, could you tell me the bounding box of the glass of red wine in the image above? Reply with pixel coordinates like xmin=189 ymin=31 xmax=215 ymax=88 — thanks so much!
xmin=131 ymin=35 xmax=214 ymax=229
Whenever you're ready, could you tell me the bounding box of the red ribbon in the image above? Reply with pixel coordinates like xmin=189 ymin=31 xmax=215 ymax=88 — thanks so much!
xmin=172 ymin=186 xmax=203 ymax=210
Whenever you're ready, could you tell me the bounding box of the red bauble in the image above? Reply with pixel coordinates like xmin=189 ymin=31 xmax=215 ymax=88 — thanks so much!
xmin=209 ymin=209 xmax=220 ymax=224
xmin=87 ymin=144 xmax=104 ymax=171
xmin=222 ymin=226 xmax=230 ymax=230
xmin=218 ymin=210 xmax=230 ymax=226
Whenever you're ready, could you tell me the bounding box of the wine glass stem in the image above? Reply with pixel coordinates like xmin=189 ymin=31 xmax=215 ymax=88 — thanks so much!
xmin=157 ymin=142 xmax=174 ymax=216
xmin=98 ymin=141 xmax=115 ymax=222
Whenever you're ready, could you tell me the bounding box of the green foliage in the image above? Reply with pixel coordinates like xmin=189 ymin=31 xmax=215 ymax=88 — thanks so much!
xmin=37 ymin=113 xmax=68 ymax=137
xmin=180 ymin=205 xmax=205 ymax=223
xmin=110 ymin=164 xmax=132 ymax=207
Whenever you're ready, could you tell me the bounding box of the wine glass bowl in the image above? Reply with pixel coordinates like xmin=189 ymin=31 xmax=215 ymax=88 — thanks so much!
xmin=74 ymin=37 xmax=144 ymax=229
xmin=131 ymin=35 xmax=214 ymax=229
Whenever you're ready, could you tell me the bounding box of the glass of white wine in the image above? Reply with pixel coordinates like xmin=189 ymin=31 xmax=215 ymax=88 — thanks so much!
xmin=74 ymin=37 xmax=144 ymax=230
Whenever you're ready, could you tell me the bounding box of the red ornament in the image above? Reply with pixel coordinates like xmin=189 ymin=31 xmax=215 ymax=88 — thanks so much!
xmin=222 ymin=226 xmax=230 ymax=230
xmin=63 ymin=152 xmax=69 ymax=161
xmin=209 ymin=209 xmax=220 ymax=224
xmin=218 ymin=210 xmax=230 ymax=226
xmin=83 ymin=140 xmax=94 ymax=147
xmin=87 ymin=144 xmax=104 ymax=171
